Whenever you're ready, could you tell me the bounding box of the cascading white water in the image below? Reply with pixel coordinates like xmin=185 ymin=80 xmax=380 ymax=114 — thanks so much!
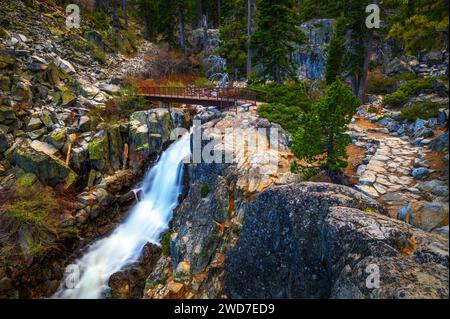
xmin=53 ymin=133 xmax=191 ymax=299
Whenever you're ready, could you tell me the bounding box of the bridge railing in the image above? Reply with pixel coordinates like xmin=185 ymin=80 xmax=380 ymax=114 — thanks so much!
xmin=140 ymin=86 xmax=260 ymax=106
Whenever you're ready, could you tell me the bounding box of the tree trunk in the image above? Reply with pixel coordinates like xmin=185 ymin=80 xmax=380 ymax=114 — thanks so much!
xmin=196 ymin=0 xmax=203 ymax=28
xmin=217 ymin=0 xmax=221 ymax=26
xmin=111 ymin=1 xmax=119 ymax=48
xmin=357 ymin=34 xmax=372 ymax=102
xmin=357 ymin=0 xmax=379 ymax=102
xmin=246 ymin=0 xmax=253 ymax=80
xmin=202 ymin=15 xmax=208 ymax=51
xmin=351 ymin=75 xmax=359 ymax=97
xmin=178 ymin=6 xmax=186 ymax=52
xmin=122 ymin=0 xmax=127 ymax=27
xmin=274 ymin=64 xmax=282 ymax=84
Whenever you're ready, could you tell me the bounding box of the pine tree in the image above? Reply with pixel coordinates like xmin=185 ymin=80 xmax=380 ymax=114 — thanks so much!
xmin=218 ymin=0 xmax=247 ymax=80
xmin=251 ymin=0 xmax=305 ymax=83
xmin=291 ymin=80 xmax=360 ymax=173
xmin=324 ymin=18 xmax=346 ymax=85
xmin=386 ymin=0 xmax=449 ymax=54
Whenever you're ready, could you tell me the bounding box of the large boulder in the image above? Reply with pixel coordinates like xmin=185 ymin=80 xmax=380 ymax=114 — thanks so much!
xmin=128 ymin=109 xmax=174 ymax=171
xmin=430 ymin=131 xmax=449 ymax=152
xmin=12 ymin=142 xmax=77 ymax=189
xmin=225 ymin=182 xmax=448 ymax=299
xmin=419 ymin=180 xmax=449 ymax=197
xmin=147 ymin=108 xmax=173 ymax=143
xmin=108 ymin=243 xmax=162 ymax=299
xmin=225 ymin=183 xmax=388 ymax=299
xmin=324 ymin=207 xmax=448 ymax=299
xmin=385 ymin=57 xmax=414 ymax=75
xmin=0 ymin=106 xmax=17 ymax=125
xmin=408 ymin=201 xmax=449 ymax=232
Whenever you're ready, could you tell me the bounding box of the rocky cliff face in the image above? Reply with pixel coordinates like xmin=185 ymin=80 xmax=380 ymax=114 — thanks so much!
xmin=293 ymin=19 xmax=335 ymax=80
xmin=0 ymin=0 xmax=193 ymax=298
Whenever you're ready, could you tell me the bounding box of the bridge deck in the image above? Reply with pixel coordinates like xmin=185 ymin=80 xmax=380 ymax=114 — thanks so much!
xmin=140 ymin=87 xmax=258 ymax=108
xmin=140 ymin=94 xmax=238 ymax=107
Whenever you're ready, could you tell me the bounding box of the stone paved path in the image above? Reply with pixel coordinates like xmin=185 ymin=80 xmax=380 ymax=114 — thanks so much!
xmin=353 ymin=134 xmax=424 ymax=216
xmin=347 ymin=103 xmax=445 ymax=218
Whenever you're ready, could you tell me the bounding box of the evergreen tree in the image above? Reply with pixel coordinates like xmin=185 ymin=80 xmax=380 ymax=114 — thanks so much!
xmin=386 ymin=0 xmax=449 ymax=54
xmin=251 ymin=0 xmax=305 ymax=83
xmin=291 ymin=80 xmax=360 ymax=173
xmin=136 ymin=0 xmax=193 ymax=48
xmin=217 ymin=0 xmax=247 ymax=80
xmin=325 ymin=18 xmax=346 ymax=85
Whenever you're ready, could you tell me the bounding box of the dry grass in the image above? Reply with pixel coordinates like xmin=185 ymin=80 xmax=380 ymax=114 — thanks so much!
xmin=343 ymin=144 xmax=366 ymax=185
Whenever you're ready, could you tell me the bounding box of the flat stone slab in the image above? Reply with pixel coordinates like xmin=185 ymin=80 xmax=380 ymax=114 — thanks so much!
xmin=30 ymin=140 xmax=59 ymax=156
xmin=356 ymin=185 xmax=379 ymax=198
xmin=360 ymin=171 xmax=376 ymax=185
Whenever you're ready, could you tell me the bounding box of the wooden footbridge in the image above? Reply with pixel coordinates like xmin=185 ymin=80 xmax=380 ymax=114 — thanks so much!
xmin=140 ymin=87 xmax=261 ymax=108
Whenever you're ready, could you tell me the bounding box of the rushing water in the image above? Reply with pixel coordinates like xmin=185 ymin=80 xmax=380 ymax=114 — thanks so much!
xmin=53 ymin=133 xmax=191 ymax=299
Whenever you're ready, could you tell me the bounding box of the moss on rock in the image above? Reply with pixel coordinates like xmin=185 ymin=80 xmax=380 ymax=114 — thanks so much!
xmin=88 ymin=131 xmax=110 ymax=171
xmin=0 ymin=51 xmax=15 ymax=69
xmin=15 ymin=173 xmax=38 ymax=188
xmin=46 ymin=128 xmax=66 ymax=149
xmin=0 ymin=75 xmax=11 ymax=91
xmin=12 ymin=144 xmax=78 ymax=188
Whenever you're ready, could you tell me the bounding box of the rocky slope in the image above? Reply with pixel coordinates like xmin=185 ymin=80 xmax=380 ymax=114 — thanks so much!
xmin=0 ymin=0 xmax=192 ymax=298
xmin=143 ymin=106 xmax=448 ymax=299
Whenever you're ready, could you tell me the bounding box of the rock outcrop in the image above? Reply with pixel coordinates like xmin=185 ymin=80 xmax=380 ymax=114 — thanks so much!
xmin=324 ymin=207 xmax=448 ymax=299
xmin=12 ymin=140 xmax=77 ymax=188
xmin=294 ymin=19 xmax=335 ymax=80
xmin=225 ymin=182 xmax=448 ymax=299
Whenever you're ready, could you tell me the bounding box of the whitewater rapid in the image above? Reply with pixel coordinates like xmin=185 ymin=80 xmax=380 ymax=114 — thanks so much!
xmin=53 ymin=133 xmax=191 ymax=299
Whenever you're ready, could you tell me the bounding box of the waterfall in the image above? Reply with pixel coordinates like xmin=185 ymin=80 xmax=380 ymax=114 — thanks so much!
xmin=53 ymin=133 xmax=191 ymax=299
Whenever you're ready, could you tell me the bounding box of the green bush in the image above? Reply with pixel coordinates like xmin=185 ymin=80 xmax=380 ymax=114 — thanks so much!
xmin=251 ymin=82 xmax=312 ymax=111
xmin=105 ymin=28 xmax=138 ymax=55
xmin=200 ymin=184 xmax=210 ymax=198
xmin=291 ymin=79 xmax=360 ymax=173
xmin=161 ymin=232 xmax=172 ymax=256
xmin=92 ymin=47 xmax=107 ymax=63
xmin=195 ymin=77 xmax=214 ymax=88
xmin=367 ymin=105 xmax=378 ymax=113
xmin=1 ymin=183 xmax=61 ymax=257
xmin=366 ymin=69 xmax=416 ymax=94
xmin=384 ymin=77 xmax=440 ymax=107
xmin=90 ymin=10 xmax=110 ymax=32
xmin=400 ymin=101 xmax=447 ymax=121
xmin=255 ymin=82 xmax=313 ymax=132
